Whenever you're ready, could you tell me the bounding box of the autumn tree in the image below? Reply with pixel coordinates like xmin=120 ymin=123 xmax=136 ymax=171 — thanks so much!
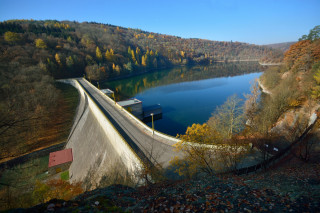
xmin=311 ymin=62 xmax=320 ymax=99
xmin=55 ymin=53 xmax=62 ymax=66
xmin=35 ymin=38 xmax=47 ymax=49
xmin=66 ymin=56 xmax=74 ymax=68
xmin=105 ymin=49 xmax=114 ymax=61
xmin=131 ymin=49 xmax=136 ymax=62
xmin=244 ymin=79 xmax=261 ymax=126
xmin=135 ymin=47 xmax=141 ymax=64
xmin=86 ymin=55 xmax=95 ymax=65
xmin=208 ymin=95 xmax=245 ymax=140
xmin=115 ymin=64 xmax=121 ymax=72
xmin=174 ymin=95 xmax=249 ymax=176
xmin=4 ymin=31 xmax=20 ymax=43
xmin=180 ymin=51 xmax=185 ymax=58
xmin=96 ymin=46 xmax=102 ymax=61
xmin=0 ymin=64 xmax=59 ymax=160
xmin=173 ymin=123 xmax=219 ymax=177
xmin=141 ymin=55 xmax=147 ymax=66
xmin=284 ymin=35 xmax=320 ymax=72
xmin=85 ymin=64 xmax=105 ymax=80
xmin=124 ymin=61 xmax=133 ymax=71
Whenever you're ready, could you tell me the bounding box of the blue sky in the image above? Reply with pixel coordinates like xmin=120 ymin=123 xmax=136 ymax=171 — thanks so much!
xmin=0 ymin=0 xmax=319 ymax=44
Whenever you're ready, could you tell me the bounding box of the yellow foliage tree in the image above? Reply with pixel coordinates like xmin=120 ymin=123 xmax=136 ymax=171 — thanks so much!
xmin=66 ymin=56 xmax=74 ymax=67
xmin=313 ymin=68 xmax=320 ymax=84
xmin=172 ymin=123 xmax=220 ymax=177
xmin=105 ymin=49 xmax=114 ymax=61
xmin=311 ymin=86 xmax=320 ymax=99
xmin=131 ymin=50 xmax=136 ymax=62
xmin=96 ymin=46 xmax=102 ymax=61
xmin=311 ymin=67 xmax=320 ymax=99
xmin=136 ymin=47 xmax=141 ymax=56
xmin=35 ymin=38 xmax=47 ymax=49
xmin=141 ymin=55 xmax=147 ymax=66
xmin=4 ymin=31 xmax=20 ymax=43
xmin=115 ymin=65 xmax=121 ymax=72
xmin=172 ymin=95 xmax=249 ymax=176
xmin=55 ymin=53 xmax=61 ymax=65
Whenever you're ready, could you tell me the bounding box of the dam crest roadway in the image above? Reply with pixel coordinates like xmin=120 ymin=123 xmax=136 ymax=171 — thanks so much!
xmin=60 ymin=78 xmax=182 ymax=189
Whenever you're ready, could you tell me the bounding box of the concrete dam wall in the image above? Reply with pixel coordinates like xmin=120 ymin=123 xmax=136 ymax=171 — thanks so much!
xmin=60 ymin=79 xmax=143 ymax=190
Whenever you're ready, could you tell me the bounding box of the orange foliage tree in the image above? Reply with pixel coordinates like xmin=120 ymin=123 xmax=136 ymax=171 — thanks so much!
xmin=284 ymin=40 xmax=312 ymax=71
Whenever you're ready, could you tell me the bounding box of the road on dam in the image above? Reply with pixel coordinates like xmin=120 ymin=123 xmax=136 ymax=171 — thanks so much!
xmin=77 ymin=78 xmax=182 ymax=168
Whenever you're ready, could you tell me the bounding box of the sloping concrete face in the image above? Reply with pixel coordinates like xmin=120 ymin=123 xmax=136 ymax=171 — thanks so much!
xmin=63 ymin=80 xmax=142 ymax=190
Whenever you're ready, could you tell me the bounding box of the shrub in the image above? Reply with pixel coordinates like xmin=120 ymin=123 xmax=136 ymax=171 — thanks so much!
xmin=261 ymin=66 xmax=281 ymax=89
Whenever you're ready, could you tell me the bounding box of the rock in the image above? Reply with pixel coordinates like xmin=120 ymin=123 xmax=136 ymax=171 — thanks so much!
xmin=47 ymin=203 xmax=55 ymax=211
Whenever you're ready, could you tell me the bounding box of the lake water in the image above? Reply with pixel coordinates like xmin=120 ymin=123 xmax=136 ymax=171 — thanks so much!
xmin=103 ymin=62 xmax=263 ymax=136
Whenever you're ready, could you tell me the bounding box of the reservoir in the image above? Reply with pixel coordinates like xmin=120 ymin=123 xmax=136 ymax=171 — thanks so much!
xmin=103 ymin=62 xmax=263 ymax=136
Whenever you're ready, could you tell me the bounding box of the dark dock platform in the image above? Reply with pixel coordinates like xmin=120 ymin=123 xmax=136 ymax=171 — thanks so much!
xmin=143 ymin=104 xmax=162 ymax=122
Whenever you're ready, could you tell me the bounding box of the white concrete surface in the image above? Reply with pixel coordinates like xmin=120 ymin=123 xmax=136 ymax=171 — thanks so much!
xmin=62 ymin=79 xmax=143 ymax=189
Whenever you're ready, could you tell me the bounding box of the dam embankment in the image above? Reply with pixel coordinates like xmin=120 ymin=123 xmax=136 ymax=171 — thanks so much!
xmin=59 ymin=79 xmax=143 ymax=189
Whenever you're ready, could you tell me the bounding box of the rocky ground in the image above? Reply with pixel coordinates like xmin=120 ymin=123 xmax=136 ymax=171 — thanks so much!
xmin=9 ymin=157 xmax=320 ymax=213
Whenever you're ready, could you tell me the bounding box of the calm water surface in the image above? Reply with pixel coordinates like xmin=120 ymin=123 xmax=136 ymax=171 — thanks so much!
xmin=103 ymin=62 xmax=263 ymax=136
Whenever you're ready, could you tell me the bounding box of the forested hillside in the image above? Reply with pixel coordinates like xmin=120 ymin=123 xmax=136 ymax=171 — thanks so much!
xmin=265 ymin=41 xmax=296 ymax=52
xmin=0 ymin=19 xmax=282 ymax=162
xmin=0 ymin=20 xmax=282 ymax=80
xmin=175 ymin=25 xmax=320 ymax=175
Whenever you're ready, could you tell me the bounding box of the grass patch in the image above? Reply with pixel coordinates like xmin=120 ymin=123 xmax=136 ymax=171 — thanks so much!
xmin=60 ymin=170 xmax=69 ymax=180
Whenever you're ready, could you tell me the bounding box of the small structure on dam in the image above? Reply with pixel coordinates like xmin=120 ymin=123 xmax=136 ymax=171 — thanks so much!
xmin=118 ymin=98 xmax=143 ymax=119
xmin=100 ymin=88 xmax=162 ymax=121
xmin=48 ymin=148 xmax=73 ymax=175
xmin=100 ymin=88 xmax=114 ymax=97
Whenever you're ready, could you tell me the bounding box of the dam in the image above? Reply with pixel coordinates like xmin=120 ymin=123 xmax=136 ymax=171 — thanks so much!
xmin=59 ymin=78 xmax=182 ymax=189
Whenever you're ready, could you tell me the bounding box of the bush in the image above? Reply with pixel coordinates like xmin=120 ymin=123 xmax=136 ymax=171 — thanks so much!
xmin=261 ymin=66 xmax=281 ymax=89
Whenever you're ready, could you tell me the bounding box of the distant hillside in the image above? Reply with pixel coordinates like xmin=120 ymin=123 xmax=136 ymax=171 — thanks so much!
xmin=0 ymin=19 xmax=282 ymax=80
xmin=265 ymin=41 xmax=296 ymax=52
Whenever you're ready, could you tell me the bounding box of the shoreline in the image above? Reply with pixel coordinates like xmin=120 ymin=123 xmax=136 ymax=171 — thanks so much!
xmin=259 ymin=62 xmax=283 ymax=66
xmin=257 ymin=78 xmax=272 ymax=94
xmin=215 ymin=59 xmax=259 ymax=63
